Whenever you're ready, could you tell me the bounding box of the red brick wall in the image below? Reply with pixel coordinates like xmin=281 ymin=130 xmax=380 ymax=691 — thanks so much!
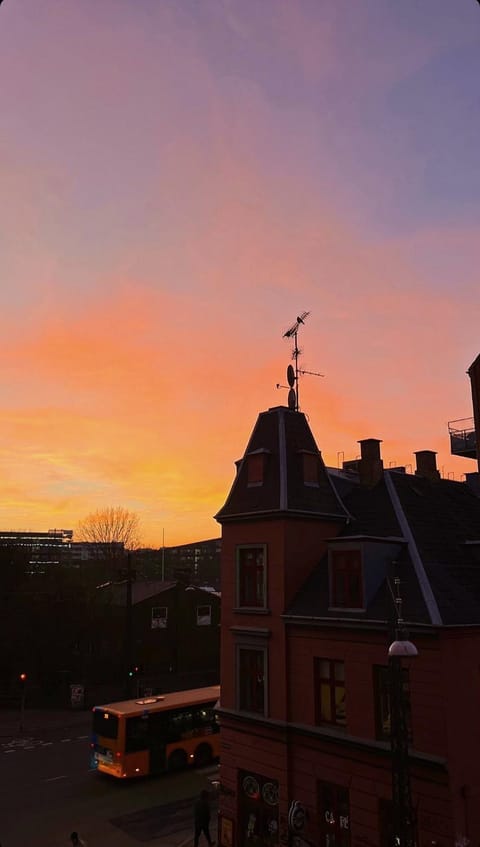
xmin=220 ymin=517 xmax=341 ymax=720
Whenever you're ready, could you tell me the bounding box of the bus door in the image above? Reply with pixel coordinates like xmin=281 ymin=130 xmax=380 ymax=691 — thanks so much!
xmin=148 ymin=711 xmax=167 ymax=774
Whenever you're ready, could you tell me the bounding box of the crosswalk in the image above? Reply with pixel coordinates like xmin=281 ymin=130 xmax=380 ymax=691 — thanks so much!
xmin=1 ymin=734 xmax=89 ymax=753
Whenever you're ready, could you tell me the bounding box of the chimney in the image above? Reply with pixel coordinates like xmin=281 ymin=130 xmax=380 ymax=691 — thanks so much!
xmin=357 ymin=438 xmax=384 ymax=487
xmin=414 ymin=450 xmax=440 ymax=481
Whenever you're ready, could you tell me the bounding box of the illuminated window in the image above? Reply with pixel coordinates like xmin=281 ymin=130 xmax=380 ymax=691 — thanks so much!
xmin=237 ymin=545 xmax=267 ymax=608
xmin=238 ymin=647 xmax=267 ymax=715
xmin=330 ymin=549 xmax=363 ymax=609
xmin=314 ymin=659 xmax=346 ymax=726
xmin=151 ymin=606 xmax=168 ymax=629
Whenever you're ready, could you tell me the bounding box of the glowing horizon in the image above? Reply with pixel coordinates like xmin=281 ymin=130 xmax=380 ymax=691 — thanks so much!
xmin=1 ymin=1 xmax=479 ymax=547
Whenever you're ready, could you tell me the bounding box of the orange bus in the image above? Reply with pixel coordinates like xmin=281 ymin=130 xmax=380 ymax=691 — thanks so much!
xmin=90 ymin=685 xmax=220 ymax=779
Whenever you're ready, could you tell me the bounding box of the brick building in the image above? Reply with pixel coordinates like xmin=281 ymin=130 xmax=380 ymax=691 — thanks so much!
xmin=215 ymin=390 xmax=480 ymax=847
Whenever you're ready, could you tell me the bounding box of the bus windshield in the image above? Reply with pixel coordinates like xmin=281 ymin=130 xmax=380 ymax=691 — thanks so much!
xmin=92 ymin=709 xmax=119 ymax=740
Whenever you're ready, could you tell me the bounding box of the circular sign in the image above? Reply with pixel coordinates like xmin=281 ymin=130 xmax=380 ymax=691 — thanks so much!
xmin=242 ymin=776 xmax=260 ymax=798
xmin=262 ymin=782 xmax=279 ymax=806
xmin=288 ymin=801 xmax=307 ymax=833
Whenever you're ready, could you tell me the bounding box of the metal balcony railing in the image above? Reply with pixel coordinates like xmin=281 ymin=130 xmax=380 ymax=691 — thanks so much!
xmin=448 ymin=417 xmax=477 ymax=459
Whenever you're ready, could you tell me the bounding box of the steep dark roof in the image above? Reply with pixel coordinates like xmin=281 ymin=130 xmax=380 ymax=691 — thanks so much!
xmin=216 ymin=406 xmax=349 ymax=523
xmin=340 ymin=476 xmax=403 ymax=538
xmin=287 ymin=469 xmax=480 ymax=627
xmin=389 ymin=472 xmax=480 ymax=625
xmin=287 ymin=546 xmax=431 ymax=626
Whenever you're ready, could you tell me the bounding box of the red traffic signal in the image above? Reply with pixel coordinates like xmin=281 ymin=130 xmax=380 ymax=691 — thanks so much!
xmin=19 ymin=672 xmax=27 ymax=682
xmin=128 ymin=664 xmax=143 ymax=677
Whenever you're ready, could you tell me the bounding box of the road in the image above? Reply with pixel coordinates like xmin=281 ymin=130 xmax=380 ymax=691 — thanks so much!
xmin=0 ymin=721 xmax=219 ymax=847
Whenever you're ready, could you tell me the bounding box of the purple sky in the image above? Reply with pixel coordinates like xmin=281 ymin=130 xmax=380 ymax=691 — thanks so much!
xmin=1 ymin=1 xmax=479 ymax=545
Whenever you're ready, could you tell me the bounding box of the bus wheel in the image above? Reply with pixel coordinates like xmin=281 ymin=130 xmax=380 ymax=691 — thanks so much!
xmin=194 ymin=743 xmax=212 ymax=768
xmin=168 ymin=749 xmax=188 ymax=772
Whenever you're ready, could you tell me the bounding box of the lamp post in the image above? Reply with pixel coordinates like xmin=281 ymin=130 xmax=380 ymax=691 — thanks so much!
xmin=19 ymin=672 xmax=27 ymax=734
xmin=388 ymin=575 xmax=417 ymax=847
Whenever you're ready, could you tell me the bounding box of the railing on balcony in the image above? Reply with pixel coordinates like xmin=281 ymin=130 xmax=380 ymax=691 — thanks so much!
xmin=448 ymin=417 xmax=477 ymax=459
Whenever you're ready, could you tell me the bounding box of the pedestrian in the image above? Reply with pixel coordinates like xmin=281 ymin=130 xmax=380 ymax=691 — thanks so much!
xmin=194 ymin=789 xmax=215 ymax=847
xmin=70 ymin=832 xmax=87 ymax=846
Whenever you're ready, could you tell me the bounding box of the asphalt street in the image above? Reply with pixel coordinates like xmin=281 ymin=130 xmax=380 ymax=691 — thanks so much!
xmin=0 ymin=712 xmax=219 ymax=847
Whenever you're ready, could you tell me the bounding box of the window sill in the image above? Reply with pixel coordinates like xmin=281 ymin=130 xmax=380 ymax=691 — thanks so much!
xmin=315 ymin=722 xmax=347 ymax=734
xmin=234 ymin=607 xmax=271 ymax=615
xmin=328 ymin=605 xmax=365 ymax=613
xmin=236 ymin=707 xmax=268 ymax=719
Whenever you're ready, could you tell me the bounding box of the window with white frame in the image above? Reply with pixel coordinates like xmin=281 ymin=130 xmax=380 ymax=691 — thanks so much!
xmin=197 ymin=605 xmax=212 ymax=626
xmin=151 ymin=606 xmax=168 ymax=629
xmin=237 ymin=545 xmax=267 ymax=608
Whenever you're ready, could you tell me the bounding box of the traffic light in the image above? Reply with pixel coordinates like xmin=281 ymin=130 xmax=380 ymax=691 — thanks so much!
xmin=19 ymin=672 xmax=27 ymax=683
xmin=128 ymin=664 xmax=143 ymax=677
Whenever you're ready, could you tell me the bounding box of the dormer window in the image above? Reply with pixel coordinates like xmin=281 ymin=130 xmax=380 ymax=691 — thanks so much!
xmin=329 ymin=548 xmax=363 ymax=609
xmin=300 ymin=450 xmax=320 ymax=487
xmin=247 ymin=449 xmax=269 ymax=486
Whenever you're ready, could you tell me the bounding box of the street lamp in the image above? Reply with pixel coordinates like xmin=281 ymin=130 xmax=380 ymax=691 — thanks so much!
xmin=19 ymin=672 xmax=27 ymax=733
xmin=388 ymin=574 xmax=417 ymax=847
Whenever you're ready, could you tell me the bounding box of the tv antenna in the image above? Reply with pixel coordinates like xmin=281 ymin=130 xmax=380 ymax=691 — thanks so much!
xmin=278 ymin=311 xmax=323 ymax=411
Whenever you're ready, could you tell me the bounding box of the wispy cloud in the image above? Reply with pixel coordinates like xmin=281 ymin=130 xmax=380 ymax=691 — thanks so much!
xmin=0 ymin=0 xmax=478 ymax=543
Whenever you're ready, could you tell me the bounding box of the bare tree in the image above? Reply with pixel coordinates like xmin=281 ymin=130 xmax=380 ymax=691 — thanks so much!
xmin=76 ymin=506 xmax=142 ymax=551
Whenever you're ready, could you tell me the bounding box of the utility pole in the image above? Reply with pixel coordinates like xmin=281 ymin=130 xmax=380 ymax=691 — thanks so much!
xmin=388 ymin=569 xmax=417 ymax=847
xmin=19 ymin=672 xmax=27 ymax=734
xmin=389 ymin=653 xmax=414 ymax=847
xmin=124 ymin=551 xmax=134 ymax=699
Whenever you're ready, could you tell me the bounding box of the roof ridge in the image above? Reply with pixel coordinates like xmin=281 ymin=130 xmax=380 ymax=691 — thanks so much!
xmin=384 ymin=470 xmax=442 ymax=626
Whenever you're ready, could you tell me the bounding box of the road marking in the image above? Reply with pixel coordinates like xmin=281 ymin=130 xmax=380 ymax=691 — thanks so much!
xmin=78 ymin=735 xmax=88 ymax=739
xmin=3 ymin=750 xmax=15 ymax=754
xmin=60 ymin=738 xmax=71 ymax=742
xmin=41 ymin=741 xmax=53 ymax=746
xmin=43 ymin=775 xmax=67 ymax=782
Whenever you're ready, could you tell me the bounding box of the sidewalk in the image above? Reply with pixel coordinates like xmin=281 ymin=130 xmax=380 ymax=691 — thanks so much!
xmin=0 ymin=706 xmax=91 ymax=738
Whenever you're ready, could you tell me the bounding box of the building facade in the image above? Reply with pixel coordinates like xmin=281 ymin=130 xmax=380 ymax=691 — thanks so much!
xmin=94 ymin=579 xmax=221 ymax=700
xmin=215 ymin=402 xmax=480 ymax=847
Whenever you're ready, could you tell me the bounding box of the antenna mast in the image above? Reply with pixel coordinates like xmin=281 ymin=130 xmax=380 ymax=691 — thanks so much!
xmin=281 ymin=311 xmax=324 ymax=411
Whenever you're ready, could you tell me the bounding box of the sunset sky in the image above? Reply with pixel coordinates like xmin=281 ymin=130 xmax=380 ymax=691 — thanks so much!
xmin=1 ymin=0 xmax=479 ymax=547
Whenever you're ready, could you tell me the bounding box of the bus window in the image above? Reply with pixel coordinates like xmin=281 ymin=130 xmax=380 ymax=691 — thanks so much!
xmin=167 ymin=708 xmax=194 ymax=741
xmin=193 ymin=703 xmax=219 ymax=733
xmin=93 ymin=710 xmax=119 ymax=740
xmin=125 ymin=715 xmax=149 ymax=752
